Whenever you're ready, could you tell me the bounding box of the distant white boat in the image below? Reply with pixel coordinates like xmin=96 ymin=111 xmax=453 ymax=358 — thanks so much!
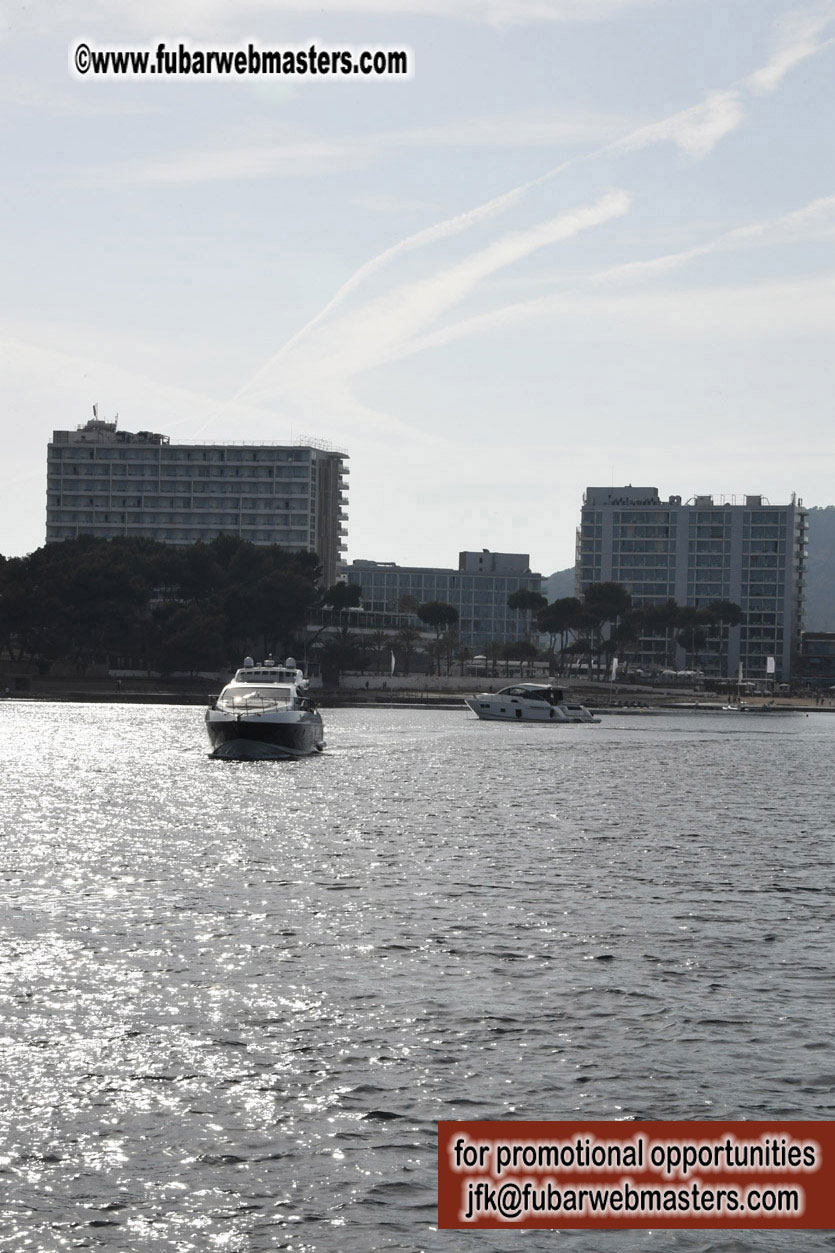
xmin=464 ymin=683 xmax=600 ymax=724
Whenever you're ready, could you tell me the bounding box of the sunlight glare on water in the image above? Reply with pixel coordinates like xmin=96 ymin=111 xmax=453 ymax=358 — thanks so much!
xmin=0 ymin=701 xmax=833 ymax=1251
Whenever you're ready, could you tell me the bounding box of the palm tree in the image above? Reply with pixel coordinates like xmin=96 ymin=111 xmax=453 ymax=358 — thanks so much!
xmin=705 ymin=599 xmax=744 ymax=628
xmin=482 ymin=638 xmax=503 ymax=677
xmin=609 ymin=613 xmax=641 ymax=677
xmin=369 ymin=629 xmax=391 ymax=674
xmin=515 ymin=640 xmax=540 ymax=676
xmin=417 ymin=601 xmax=459 ymax=637
xmin=314 ymin=631 xmax=361 ymax=688
xmin=394 ymin=626 xmax=421 ymax=676
xmin=583 ymin=583 xmax=632 ymax=679
xmin=507 ymin=588 xmax=548 ymax=641
xmin=641 ymin=598 xmax=681 ymax=669
xmin=501 ymin=641 xmax=535 ymax=676
xmin=303 ymin=581 xmax=363 ymax=662
xmin=675 ymin=605 xmax=716 ymax=673
xmin=429 ymin=637 xmax=446 ymax=676
xmin=417 ymin=602 xmax=459 ymax=675
xmin=397 ymin=593 xmax=420 ymax=617
xmin=536 ymin=596 xmax=584 ymax=675
xmin=442 ymin=626 xmax=460 ymax=676
xmin=701 ymin=599 xmax=745 ymax=675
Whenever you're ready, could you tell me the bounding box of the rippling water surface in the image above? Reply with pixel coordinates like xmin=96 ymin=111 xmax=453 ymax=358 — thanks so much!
xmin=1 ymin=700 xmax=833 ymax=1252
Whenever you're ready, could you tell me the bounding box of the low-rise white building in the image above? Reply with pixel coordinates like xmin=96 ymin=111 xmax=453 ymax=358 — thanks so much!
xmin=343 ymin=550 xmax=543 ymax=648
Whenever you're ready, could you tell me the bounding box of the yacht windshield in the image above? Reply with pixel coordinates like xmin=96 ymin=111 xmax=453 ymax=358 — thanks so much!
xmin=219 ymin=685 xmax=293 ymax=710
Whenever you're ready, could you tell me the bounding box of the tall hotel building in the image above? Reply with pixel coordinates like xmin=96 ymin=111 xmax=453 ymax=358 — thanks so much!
xmin=577 ymin=487 xmax=807 ymax=681
xmin=47 ymin=418 xmax=348 ymax=585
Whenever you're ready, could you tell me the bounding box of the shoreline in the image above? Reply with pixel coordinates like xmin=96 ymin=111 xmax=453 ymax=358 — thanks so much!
xmin=1 ymin=681 xmax=831 ymax=714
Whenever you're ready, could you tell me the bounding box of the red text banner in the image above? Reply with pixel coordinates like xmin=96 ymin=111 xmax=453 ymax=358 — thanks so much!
xmin=438 ymin=1121 xmax=835 ymax=1229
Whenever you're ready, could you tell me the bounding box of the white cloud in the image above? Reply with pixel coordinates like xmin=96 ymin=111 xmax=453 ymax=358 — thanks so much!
xmin=239 ymin=189 xmax=631 ymax=405
xmin=613 ymin=88 xmax=745 ymax=159
xmin=395 ymin=270 xmax=835 ymax=359
xmin=243 ymin=154 xmax=578 ymax=381
xmin=234 ymin=11 xmax=830 ymax=400
xmin=590 ymin=191 xmax=835 ymax=285
xmin=232 ymin=9 xmax=835 ymax=417
xmin=745 ymin=4 xmax=835 ymax=93
xmin=106 ymin=107 xmax=624 ymax=187
xmin=92 ymin=4 xmax=835 ymax=191
xmin=608 ymin=8 xmax=835 ymax=161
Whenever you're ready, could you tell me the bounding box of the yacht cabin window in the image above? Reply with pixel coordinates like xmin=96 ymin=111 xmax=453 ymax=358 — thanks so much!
xmin=227 ymin=686 xmax=293 ymax=702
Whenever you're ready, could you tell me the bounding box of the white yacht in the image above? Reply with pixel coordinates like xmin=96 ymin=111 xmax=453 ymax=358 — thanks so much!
xmin=464 ymin=683 xmax=600 ymax=724
xmin=206 ymin=657 xmax=324 ymax=760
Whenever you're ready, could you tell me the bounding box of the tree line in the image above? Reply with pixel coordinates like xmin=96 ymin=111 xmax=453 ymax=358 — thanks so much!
xmin=0 ymin=538 xmax=744 ymax=682
xmin=405 ymin=584 xmax=744 ymax=678
xmin=533 ymin=583 xmax=744 ymax=676
xmin=0 ymin=536 xmax=326 ymax=675
xmin=0 ymin=537 xmax=538 ymax=681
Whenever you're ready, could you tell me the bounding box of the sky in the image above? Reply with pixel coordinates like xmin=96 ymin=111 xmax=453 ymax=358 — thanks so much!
xmin=2 ymin=0 xmax=834 ymax=574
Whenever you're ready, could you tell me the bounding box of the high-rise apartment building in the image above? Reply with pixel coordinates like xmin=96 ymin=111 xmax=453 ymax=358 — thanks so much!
xmin=577 ymin=487 xmax=807 ymax=680
xmin=46 ymin=418 xmax=348 ymax=584
xmin=344 ymin=550 xmax=542 ymax=648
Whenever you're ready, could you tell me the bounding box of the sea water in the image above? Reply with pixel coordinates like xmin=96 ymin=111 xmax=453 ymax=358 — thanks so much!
xmin=0 ymin=701 xmax=832 ymax=1252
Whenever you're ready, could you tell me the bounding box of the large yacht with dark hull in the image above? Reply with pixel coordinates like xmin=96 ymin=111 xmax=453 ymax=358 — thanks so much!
xmin=206 ymin=657 xmax=324 ymax=760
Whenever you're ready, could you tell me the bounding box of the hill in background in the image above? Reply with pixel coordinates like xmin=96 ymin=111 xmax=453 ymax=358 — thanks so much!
xmin=805 ymin=507 xmax=835 ymax=630
xmin=542 ymin=568 xmax=575 ymax=602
